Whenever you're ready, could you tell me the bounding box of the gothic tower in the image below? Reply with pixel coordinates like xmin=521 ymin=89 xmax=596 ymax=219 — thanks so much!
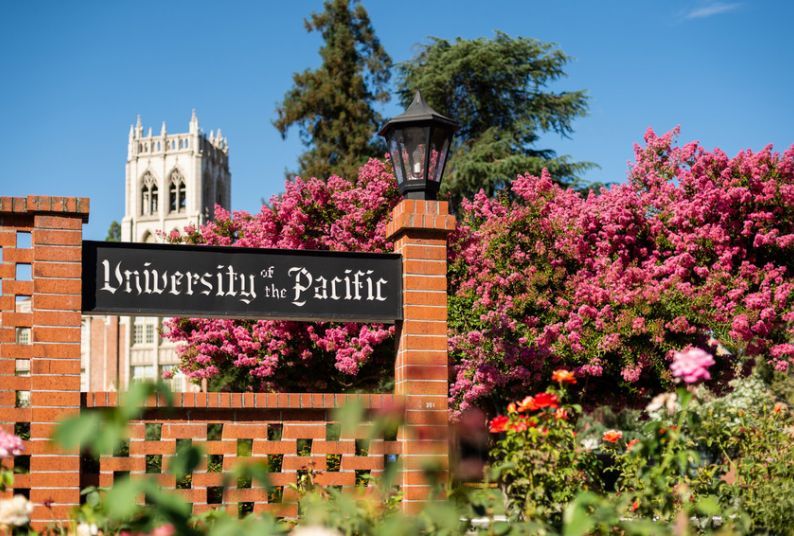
xmin=121 ymin=110 xmax=230 ymax=242
xmin=83 ymin=111 xmax=231 ymax=392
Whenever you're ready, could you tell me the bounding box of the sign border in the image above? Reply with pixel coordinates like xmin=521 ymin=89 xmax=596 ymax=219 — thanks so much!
xmin=81 ymin=240 xmax=403 ymax=323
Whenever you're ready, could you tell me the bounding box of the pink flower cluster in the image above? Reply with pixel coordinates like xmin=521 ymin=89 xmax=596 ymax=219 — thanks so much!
xmin=164 ymin=159 xmax=400 ymax=391
xmin=670 ymin=347 xmax=715 ymax=384
xmin=0 ymin=427 xmax=23 ymax=458
xmin=448 ymin=128 xmax=793 ymax=412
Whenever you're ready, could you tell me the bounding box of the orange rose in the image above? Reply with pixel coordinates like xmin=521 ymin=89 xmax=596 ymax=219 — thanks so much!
xmin=602 ymin=429 xmax=623 ymax=443
xmin=774 ymin=402 xmax=786 ymax=414
xmin=552 ymin=369 xmax=577 ymax=384
xmin=626 ymin=438 xmax=640 ymax=449
xmin=517 ymin=396 xmax=538 ymax=413
xmin=507 ymin=402 xmax=517 ymax=414
xmin=554 ymin=408 xmax=569 ymax=421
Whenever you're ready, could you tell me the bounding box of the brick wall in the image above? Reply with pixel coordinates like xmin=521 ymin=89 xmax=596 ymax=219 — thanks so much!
xmin=0 ymin=196 xmax=454 ymax=524
xmin=0 ymin=196 xmax=89 ymax=524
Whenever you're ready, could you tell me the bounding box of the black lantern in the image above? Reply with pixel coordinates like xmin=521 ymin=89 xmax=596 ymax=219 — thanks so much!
xmin=379 ymin=91 xmax=459 ymax=200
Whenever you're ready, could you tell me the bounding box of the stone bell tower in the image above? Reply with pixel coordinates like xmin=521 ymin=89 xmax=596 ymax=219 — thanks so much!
xmin=83 ymin=111 xmax=231 ymax=392
xmin=121 ymin=110 xmax=230 ymax=242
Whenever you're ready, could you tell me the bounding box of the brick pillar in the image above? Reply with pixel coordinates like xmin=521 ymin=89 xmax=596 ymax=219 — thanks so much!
xmin=386 ymin=199 xmax=455 ymax=513
xmin=0 ymin=196 xmax=88 ymax=526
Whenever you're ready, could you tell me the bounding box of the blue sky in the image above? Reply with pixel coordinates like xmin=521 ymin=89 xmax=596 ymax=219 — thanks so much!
xmin=1 ymin=1 xmax=792 ymax=240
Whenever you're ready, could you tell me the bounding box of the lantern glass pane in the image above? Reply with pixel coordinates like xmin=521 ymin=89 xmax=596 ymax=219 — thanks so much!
xmin=428 ymin=128 xmax=451 ymax=183
xmin=388 ymin=137 xmax=405 ymax=184
xmin=400 ymin=127 xmax=429 ymax=181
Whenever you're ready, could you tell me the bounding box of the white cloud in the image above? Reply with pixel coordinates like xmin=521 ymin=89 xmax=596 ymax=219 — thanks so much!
xmin=684 ymin=2 xmax=742 ymax=19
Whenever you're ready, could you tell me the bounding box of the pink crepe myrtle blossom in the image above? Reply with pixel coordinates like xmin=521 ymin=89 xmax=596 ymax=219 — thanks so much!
xmin=0 ymin=427 xmax=23 ymax=458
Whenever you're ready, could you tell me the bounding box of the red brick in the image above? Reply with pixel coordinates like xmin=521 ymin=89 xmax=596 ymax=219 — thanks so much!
xmin=31 ymin=375 xmax=81 ymax=391
xmin=30 ymin=391 xmax=80 ymax=407
xmin=282 ymin=423 xmax=325 ymax=439
xmin=33 ymin=246 xmax=81 ymax=262
xmin=400 ymin=335 xmax=448 ymax=351
xmin=1 ymin=280 xmax=34 ymax=295
xmin=33 ymin=262 xmax=81 ymax=278
xmin=31 ymin=359 xmax=81 ymax=375
xmin=403 ymin=288 xmax=447 ymax=302
xmin=33 ymin=326 xmax=80 ymax=343
xmin=32 ymin=311 xmax=81 ymax=326
xmin=1 ymin=311 xmax=32 ymax=326
xmin=33 ymin=278 xmax=82 ymax=295
xmin=2 ymin=376 xmax=32 ymax=390
xmin=404 ymin=305 xmax=446 ymax=320
xmin=32 ymin=229 xmax=81 ymax=246
xmin=395 ymin=380 xmax=448 ymax=396
xmin=33 ymin=215 xmax=83 ymax=230
xmin=29 ymin=488 xmax=80 ymax=504
xmin=401 ymin=244 xmax=447 ymax=260
xmin=37 ymin=344 xmax=80 ymax=358
xmin=404 ymin=260 xmax=446 ymax=276
xmin=31 ymin=407 xmax=77 ymax=423
xmin=402 ymin=320 xmax=447 ymax=336
xmin=405 ymin=409 xmax=449 ymax=426
xmin=3 ymin=248 xmax=34 ymax=263
xmin=399 ymin=365 xmax=448 ymax=381
xmin=32 ymin=294 xmax=81 ymax=311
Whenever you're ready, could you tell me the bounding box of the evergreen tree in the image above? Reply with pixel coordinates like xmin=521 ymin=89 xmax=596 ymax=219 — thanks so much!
xmin=274 ymin=0 xmax=392 ymax=180
xmin=105 ymin=220 xmax=121 ymax=242
xmin=397 ymin=32 xmax=592 ymax=205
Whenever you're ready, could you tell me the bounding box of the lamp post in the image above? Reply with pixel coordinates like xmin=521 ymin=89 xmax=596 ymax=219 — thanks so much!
xmin=383 ymin=92 xmax=458 ymax=511
xmin=379 ymin=91 xmax=459 ymax=200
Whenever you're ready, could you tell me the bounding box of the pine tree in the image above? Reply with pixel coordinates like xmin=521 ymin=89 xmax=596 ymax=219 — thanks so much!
xmin=397 ymin=32 xmax=592 ymax=205
xmin=274 ymin=0 xmax=392 ymax=181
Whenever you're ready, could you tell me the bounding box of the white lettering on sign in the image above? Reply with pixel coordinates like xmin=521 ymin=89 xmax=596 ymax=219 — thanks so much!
xmin=99 ymin=260 xmax=390 ymax=308
xmin=100 ymin=260 xmax=260 ymax=304
xmin=287 ymin=266 xmax=388 ymax=307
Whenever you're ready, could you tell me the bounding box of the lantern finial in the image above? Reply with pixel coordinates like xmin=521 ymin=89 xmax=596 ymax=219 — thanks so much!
xmin=379 ymin=91 xmax=459 ymax=200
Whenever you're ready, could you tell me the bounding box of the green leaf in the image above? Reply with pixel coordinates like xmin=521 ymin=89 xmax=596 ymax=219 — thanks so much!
xmin=105 ymin=477 xmax=142 ymax=519
xmin=696 ymin=495 xmax=721 ymax=516
xmin=52 ymin=412 xmax=102 ymax=451
xmin=563 ymin=493 xmax=598 ymax=536
xmin=332 ymin=398 xmax=365 ymax=438
xmin=168 ymin=445 xmax=203 ymax=477
xmin=120 ymin=381 xmax=173 ymax=420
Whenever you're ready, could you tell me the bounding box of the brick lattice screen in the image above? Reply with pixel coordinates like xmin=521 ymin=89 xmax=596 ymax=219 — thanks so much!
xmin=83 ymin=393 xmax=402 ymax=516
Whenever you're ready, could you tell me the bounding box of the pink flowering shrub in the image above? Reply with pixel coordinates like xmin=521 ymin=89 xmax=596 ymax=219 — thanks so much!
xmin=164 ymin=159 xmax=401 ymax=391
xmin=449 ymin=128 xmax=793 ymax=413
xmin=165 ymin=130 xmax=793 ymax=408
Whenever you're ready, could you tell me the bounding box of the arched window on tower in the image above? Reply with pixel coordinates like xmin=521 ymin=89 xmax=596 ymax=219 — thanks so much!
xmin=178 ymin=181 xmax=186 ymax=212
xmin=168 ymin=169 xmax=186 ymax=214
xmin=151 ymin=184 xmax=158 ymax=213
xmin=140 ymin=172 xmax=158 ymax=216
xmin=215 ymin=179 xmax=224 ymax=209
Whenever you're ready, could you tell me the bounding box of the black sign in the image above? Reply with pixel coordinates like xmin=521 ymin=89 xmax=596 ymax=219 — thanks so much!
xmin=82 ymin=241 xmax=402 ymax=322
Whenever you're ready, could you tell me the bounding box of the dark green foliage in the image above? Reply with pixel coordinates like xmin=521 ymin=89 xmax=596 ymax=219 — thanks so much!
xmin=105 ymin=220 xmax=121 ymax=242
xmin=274 ymin=0 xmax=391 ymax=181
xmin=397 ymin=32 xmax=592 ymax=205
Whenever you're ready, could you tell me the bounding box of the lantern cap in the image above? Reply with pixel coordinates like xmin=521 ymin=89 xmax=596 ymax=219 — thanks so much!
xmin=378 ymin=91 xmax=459 ymax=136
